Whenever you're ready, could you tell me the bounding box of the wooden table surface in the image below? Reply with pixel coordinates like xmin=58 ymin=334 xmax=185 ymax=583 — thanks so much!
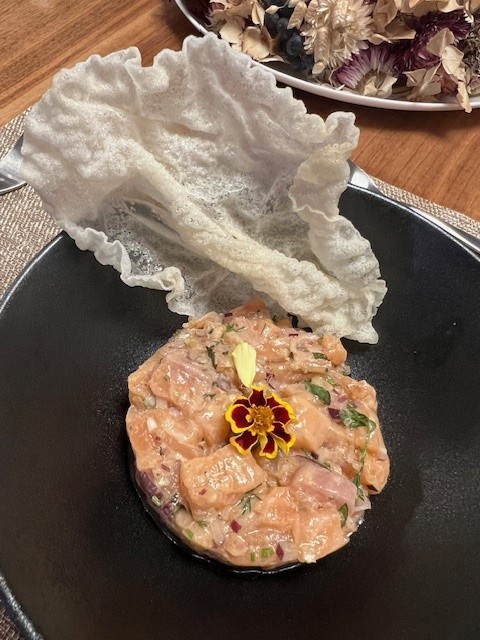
xmin=1 ymin=0 xmax=480 ymax=220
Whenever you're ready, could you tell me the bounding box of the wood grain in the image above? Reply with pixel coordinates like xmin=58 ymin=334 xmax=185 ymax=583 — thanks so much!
xmin=1 ymin=0 xmax=480 ymax=219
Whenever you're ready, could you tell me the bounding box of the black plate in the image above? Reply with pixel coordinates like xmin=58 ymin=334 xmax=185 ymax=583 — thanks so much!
xmin=1 ymin=186 xmax=480 ymax=640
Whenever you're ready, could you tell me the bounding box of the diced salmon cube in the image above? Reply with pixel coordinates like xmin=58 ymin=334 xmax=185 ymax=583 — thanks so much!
xmin=287 ymin=390 xmax=331 ymax=452
xmin=254 ymin=487 xmax=298 ymax=532
xmin=292 ymin=506 xmax=348 ymax=563
xmin=180 ymin=445 xmax=266 ymax=513
xmin=319 ymin=335 xmax=347 ymax=366
xmin=127 ymin=405 xmax=204 ymax=464
xmin=148 ymin=352 xmax=217 ymax=418
xmin=362 ymin=452 xmax=390 ymax=493
xmin=230 ymin=297 xmax=270 ymax=319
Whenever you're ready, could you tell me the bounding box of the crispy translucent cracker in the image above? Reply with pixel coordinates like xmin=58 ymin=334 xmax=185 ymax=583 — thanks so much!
xmin=22 ymin=34 xmax=386 ymax=343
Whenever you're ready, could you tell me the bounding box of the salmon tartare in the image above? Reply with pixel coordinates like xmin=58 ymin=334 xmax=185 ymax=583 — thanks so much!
xmin=126 ymin=299 xmax=389 ymax=570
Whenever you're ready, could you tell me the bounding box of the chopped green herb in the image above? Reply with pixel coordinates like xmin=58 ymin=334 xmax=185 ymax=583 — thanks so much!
xmin=184 ymin=528 xmax=194 ymax=540
xmin=348 ymin=407 xmax=376 ymax=500
xmin=304 ymin=381 xmax=331 ymax=404
xmin=151 ymin=495 xmax=162 ymax=507
xmin=353 ymin=473 xmax=367 ymax=501
xmin=313 ymin=352 xmax=329 ymax=360
xmin=240 ymin=487 xmax=262 ymax=513
xmin=339 ymin=404 xmax=376 ymax=432
xmin=261 ymin=547 xmax=274 ymax=559
xmin=250 ymin=551 xmax=256 ymax=562
xmin=206 ymin=345 xmax=217 ymax=369
xmin=339 ymin=503 xmax=348 ymax=527
xmin=224 ymin=323 xmax=244 ymax=333
xmin=326 ymin=375 xmax=339 ymax=387
xmin=196 ymin=520 xmax=208 ymax=528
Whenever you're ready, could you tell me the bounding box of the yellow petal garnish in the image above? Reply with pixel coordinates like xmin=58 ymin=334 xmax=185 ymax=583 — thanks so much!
xmin=232 ymin=341 xmax=257 ymax=388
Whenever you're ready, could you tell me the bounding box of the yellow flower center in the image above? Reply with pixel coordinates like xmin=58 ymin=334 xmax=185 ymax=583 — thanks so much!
xmin=249 ymin=405 xmax=274 ymax=434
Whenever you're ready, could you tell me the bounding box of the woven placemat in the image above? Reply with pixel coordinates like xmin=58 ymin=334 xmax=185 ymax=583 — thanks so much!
xmin=1 ymin=111 xmax=480 ymax=640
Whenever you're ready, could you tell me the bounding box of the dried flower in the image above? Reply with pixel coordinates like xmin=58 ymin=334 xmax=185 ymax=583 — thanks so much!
xmin=300 ymin=0 xmax=375 ymax=74
xmin=400 ymin=10 xmax=470 ymax=71
xmin=334 ymin=43 xmax=400 ymax=96
xmin=187 ymin=0 xmax=480 ymax=109
xmin=208 ymin=0 xmax=279 ymax=59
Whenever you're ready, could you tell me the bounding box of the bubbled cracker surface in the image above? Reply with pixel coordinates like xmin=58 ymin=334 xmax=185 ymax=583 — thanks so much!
xmin=22 ymin=33 xmax=386 ymax=343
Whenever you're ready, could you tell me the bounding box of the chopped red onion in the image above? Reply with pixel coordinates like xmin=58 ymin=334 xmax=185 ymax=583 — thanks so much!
xmin=328 ymin=407 xmax=341 ymax=421
xmin=224 ymin=312 xmax=233 ymax=317
xmin=161 ymin=464 xmax=171 ymax=472
xmin=288 ymin=332 xmax=299 ymax=337
xmin=276 ymin=543 xmax=284 ymax=560
xmin=137 ymin=471 xmax=157 ymax=496
xmin=199 ymin=488 xmax=207 ymax=495
xmin=230 ymin=519 xmax=242 ymax=533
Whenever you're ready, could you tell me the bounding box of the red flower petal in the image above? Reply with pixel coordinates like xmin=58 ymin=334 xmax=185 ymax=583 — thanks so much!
xmin=272 ymin=405 xmax=290 ymax=425
xmin=272 ymin=423 xmax=293 ymax=445
xmin=266 ymin=395 xmax=281 ymax=409
xmin=230 ymin=404 xmax=251 ymax=430
xmin=258 ymin=433 xmax=278 ymax=458
xmin=234 ymin=398 xmax=251 ymax=408
xmin=230 ymin=429 xmax=258 ymax=454
xmin=249 ymin=387 xmax=266 ymax=407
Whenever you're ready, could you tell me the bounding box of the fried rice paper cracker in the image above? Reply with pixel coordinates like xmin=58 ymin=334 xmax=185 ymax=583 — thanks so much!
xmin=21 ymin=34 xmax=386 ymax=343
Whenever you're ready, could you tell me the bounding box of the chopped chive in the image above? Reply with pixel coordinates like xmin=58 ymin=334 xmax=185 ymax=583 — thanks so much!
xmin=313 ymin=352 xmax=329 ymax=360
xmin=339 ymin=503 xmax=348 ymax=527
xmin=260 ymin=547 xmax=274 ymax=559
xmin=184 ymin=528 xmax=194 ymax=540
xmin=196 ymin=520 xmax=208 ymax=528
xmin=250 ymin=551 xmax=256 ymax=562
xmin=326 ymin=375 xmax=338 ymax=387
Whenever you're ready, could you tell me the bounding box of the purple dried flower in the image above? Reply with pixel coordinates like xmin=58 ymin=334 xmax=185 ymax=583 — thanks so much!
xmin=334 ymin=44 xmax=400 ymax=96
xmin=400 ymin=10 xmax=470 ymax=72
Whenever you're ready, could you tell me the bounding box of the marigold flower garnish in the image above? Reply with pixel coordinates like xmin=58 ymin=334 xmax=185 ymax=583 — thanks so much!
xmin=226 ymin=385 xmax=296 ymax=458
